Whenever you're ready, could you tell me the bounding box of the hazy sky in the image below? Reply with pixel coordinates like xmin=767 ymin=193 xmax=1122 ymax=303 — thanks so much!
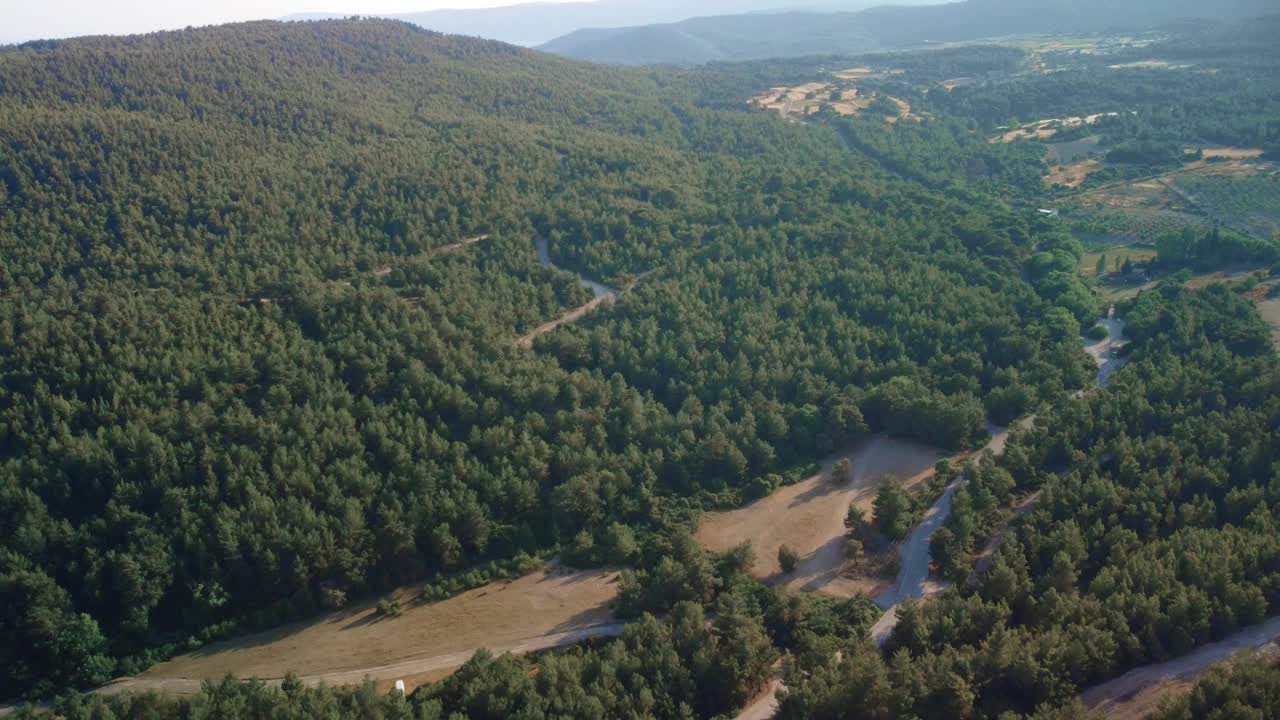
xmin=3 ymin=0 xmax=584 ymax=44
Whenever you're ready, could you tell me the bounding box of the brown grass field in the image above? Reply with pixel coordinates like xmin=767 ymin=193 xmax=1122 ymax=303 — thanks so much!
xmin=1255 ymin=293 xmax=1280 ymax=348
xmin=696 ymin=435 xmax=946 ymax=597
xmin=1194 ymin=147 xmax=1265 ymax=160
xmin=1045 ymin=158 xmax=1101 ymax=188
xmin=134 ymin=563 xmax=620 ymax=692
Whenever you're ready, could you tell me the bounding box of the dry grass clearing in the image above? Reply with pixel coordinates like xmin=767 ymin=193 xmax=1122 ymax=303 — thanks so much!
xmin=137 ymin=563 xmax=619 ymax=691
xmin=696 ymin=436 xmax=946 ymax=598
xmin=1195 ymin=147 xmax=1265 ymax=160
xmin=1046 ymin=158 xmax=1101 ymax=188
xmin=1254 ymin=293 xmax=1280 ymax=348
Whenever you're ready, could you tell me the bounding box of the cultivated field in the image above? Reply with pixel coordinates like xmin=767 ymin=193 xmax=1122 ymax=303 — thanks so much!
xmin=696 ymin=435 xmax=946 ymax=597
xmin=128 ymin=563 xmax=620 ymax=694
xmin=1080 ymin=244 xmax=1157 ymax=276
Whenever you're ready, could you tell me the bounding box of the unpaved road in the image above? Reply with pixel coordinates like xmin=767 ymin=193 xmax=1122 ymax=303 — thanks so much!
xmin=535 ymin=233 xmax=615 ymax=299
xmin=514 ymin=294 xmax=616 ymax=349
xmin=1085 ymin=308 xmax=1128 ymax=388
xmin=1082 ymin=616 xmax=1280 ymax=717
xmin=873 ymin=478 xmax=962 ymax=612
xmin=869 ymin=421 xmax=1022 ymax=644
xmin=373 ymin=235 xmax=490 ymax=279
xmin=514 ymin=233 xmax=621 ymax=349
xmin=736 ymin=678 xmax=784 ymax=720
xmin=93 ymin=622 xmax=627 ymax=699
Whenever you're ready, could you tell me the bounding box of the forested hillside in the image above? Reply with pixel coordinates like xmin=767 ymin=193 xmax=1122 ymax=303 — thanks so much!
xmin=0 ymin=19 xmax=1095 ymax=701
xmin=776 ymin=283 xmax=1280 ymax=717
xmin=540 ymin=0 xmax=1274 ymax=66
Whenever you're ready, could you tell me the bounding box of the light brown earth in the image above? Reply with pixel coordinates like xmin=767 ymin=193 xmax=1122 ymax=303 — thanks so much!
xmin=1082 ymin=620 xmax=1280 ymax=719
xmin=1257 ymin=295 xmax=1280 ymax=347
xmin=111 ymin=563 xmax=620 ymax=696
xmin=514 ymin=294 xmax=616 ymax=349
xmin=833 ymin=67 xmax=874 ymax=80
xmin=1046 ymin=158 xmax=1101 ymax=188
xmin=1195 ymin=147 xmax=1265 ymax=160
xmin=696 ymin=435 xmax=946 ymax=597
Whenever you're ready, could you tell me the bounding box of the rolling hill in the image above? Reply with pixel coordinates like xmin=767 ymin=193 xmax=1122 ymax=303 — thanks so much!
xmin=540 ymin=0 xmax=1277 ymax=64
xmin=284 ymin=0 xmax=942 ymax=47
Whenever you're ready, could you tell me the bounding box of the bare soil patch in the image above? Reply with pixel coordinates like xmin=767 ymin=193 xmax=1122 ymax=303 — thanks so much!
xmin=1083 ymin=625 xmax=1280 ymax=719
xmin=696 ymin=436 xmax=946 ymax=597
xmin=514 ymin=294 xmax=616 ymax=349
xmin=1254 ymin=294 xmax=1280 ymax=348
xmin=135 ymin=563 xmax=619 ymax=691
xmin=1194 ymin=147 xmax=1264 ymax=160
xmin=1046 ymin=158 xmax=1101 ymax=189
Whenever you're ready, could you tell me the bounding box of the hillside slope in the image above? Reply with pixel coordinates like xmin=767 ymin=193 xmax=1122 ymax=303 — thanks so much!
xmin=0 ymin=17 xmax=1098 ymax=701
xmin=284 ymin=0 xmax=932 ymax=47
xmin=541 ymin=0 xmax=1276 ymax=65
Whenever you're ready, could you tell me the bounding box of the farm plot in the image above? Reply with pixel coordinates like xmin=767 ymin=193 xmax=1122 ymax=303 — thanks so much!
xmin=1080 ymin=244 xmax=1157 ymax=276
xmin=1168 ymin=170 xmax=1280 ymax=239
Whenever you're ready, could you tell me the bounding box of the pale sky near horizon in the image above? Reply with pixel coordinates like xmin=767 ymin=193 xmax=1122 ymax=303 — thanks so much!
xmin=3 ymin=0 xmax=586 ymax=44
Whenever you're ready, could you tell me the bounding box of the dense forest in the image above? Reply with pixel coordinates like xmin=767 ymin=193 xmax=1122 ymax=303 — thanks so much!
xmin=5 ymin=8 xmax=1280 ymax=716
xmin=776 ymin=282 xmax=1280 ymax=718
xmin=0 ymin=18 xmax=1100 ymax=700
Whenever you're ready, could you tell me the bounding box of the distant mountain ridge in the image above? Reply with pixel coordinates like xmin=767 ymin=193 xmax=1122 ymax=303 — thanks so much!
xmin=539 ymin=0 xmax=1277 ymax=64
xmin=284 ymin=0 xmax=942 ymax=47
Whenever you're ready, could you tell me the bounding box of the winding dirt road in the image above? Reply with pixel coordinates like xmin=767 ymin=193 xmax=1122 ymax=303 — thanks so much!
xmin=513 ymin=233 xmax=621 ymax=349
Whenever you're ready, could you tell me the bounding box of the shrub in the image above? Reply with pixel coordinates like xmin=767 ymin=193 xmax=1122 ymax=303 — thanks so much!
xmin=778 ymin=545 xmax=799 ymax=574
xmin=375 ymin=599 xmax=402 ymax=618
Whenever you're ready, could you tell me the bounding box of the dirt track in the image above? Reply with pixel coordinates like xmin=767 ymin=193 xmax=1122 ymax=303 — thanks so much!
xmin=514 ymin=294 xmax=616 ymax=349
xmin=1082 ymin=616 xmax=1280 ymax=717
